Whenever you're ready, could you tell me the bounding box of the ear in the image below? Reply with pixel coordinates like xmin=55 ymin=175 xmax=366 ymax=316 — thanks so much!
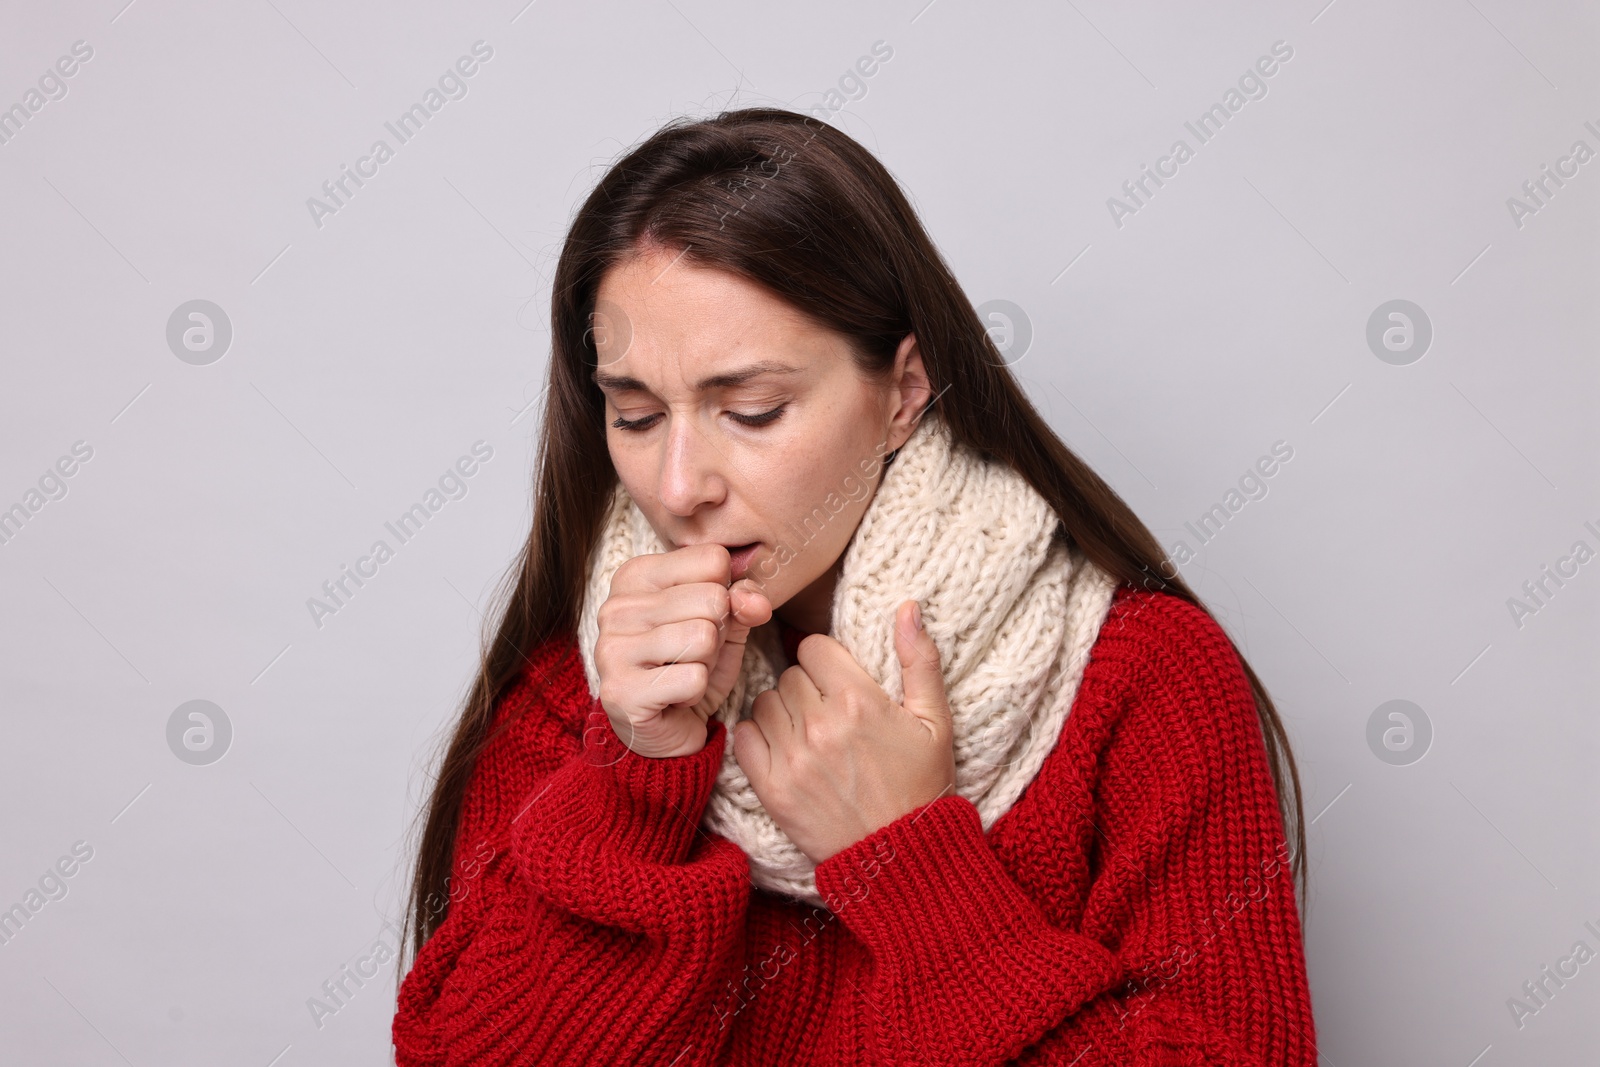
xmin=886 ymin=332 xmax=933 ymax=450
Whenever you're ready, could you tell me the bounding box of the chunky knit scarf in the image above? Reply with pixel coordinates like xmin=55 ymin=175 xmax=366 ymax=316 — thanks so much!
xmin=576 ymin=411 xmax=1122 ymax=908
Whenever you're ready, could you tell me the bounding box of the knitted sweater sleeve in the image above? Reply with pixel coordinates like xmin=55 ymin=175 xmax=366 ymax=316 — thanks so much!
xmin=808 ymin=588 xmax=1318 ymax=1066
xmin=391 ymin=640 xmax=752 ymax=1066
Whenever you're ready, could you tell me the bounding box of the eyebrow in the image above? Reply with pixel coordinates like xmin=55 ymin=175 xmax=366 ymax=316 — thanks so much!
xmin=591 ymin=359 xmax=802 ymax=394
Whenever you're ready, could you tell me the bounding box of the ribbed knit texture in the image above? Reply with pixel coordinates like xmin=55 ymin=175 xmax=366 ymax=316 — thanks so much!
xmin=574 ymin=411 xmax=1122 ymax=906
xmin=392 ymin=586 xmax=1319 ymax=1066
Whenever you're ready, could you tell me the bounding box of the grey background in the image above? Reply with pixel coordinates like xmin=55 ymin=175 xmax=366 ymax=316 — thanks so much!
xmin=2 ymin=0 xmax=1596 ymax=1063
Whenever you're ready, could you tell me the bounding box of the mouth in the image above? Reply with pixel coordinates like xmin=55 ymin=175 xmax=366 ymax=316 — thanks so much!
xmin=726 ymin=542 xmax=760 ymax=581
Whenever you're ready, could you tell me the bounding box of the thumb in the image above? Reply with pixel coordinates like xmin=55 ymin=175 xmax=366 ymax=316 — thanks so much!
xmin=895 ymin=600 xmax=949 ymax=725
xmin=703 ymin=582 xmax=771 ymax=710
xmin=722 ymin=580 xmax=772 ymax=644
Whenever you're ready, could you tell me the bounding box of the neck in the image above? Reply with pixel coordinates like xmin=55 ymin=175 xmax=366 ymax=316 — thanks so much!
xmin=774 ymin=555 xmax=842 ymax=635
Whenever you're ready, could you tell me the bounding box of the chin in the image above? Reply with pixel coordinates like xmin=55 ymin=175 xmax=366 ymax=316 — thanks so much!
xmin=745 ymin=566 xmax=800 ymax=607
xmin=745 ymin=573 xmax=788 ymax=605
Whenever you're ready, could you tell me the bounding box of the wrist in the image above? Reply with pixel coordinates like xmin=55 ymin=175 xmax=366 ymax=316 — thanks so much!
xmin=591 ymin=703 xmax=716 ymax=761
xmin=568 ymin=701 xmax=727 ymax=861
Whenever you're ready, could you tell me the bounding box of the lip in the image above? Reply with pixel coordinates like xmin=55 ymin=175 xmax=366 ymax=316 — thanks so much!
xmin=727 ymin=542 xmax=759 ymax=582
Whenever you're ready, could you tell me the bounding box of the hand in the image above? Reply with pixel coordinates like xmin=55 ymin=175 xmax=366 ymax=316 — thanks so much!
xmin=730 ymin=600 xmax=956 ymax=865
xmin=594 ymin=543 xmax=773 ymax=759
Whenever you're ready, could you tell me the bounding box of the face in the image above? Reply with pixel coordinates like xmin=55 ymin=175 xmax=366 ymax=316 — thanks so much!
xmin=591 ymin=243 xmax=929 ymax=633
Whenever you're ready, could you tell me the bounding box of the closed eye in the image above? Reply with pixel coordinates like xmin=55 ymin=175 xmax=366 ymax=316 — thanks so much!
xmin=609 ymin=413 xmax=657 ymax=432
xmin=730 ymin=404 xmax=787 ymax=428
xmin=611 ymin=405 xmax=787 ymax=432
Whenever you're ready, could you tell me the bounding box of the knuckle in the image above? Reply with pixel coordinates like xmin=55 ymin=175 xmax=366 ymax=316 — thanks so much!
xmin=691 ymin=617 xmax=720 ymax=655
xmin=688 ymin=660 xmax=709 ymax=688
xmin=666 ymin=659 xmax=696 ymax=687
xmin=777 ymin=665 xmax=808 ymax=698
xmin=805 ymin=720 xmax=844 ymax=750
xmin=698 ymin=542 xmax=731 ymax=574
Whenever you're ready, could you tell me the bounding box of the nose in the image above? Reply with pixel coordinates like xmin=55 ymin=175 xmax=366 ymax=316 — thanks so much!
xmin=656 ymin=415 xmax=727 ymax=517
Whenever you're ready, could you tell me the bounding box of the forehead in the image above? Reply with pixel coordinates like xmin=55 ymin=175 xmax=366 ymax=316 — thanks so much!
xmin=591 ymin=248 xmax=842 ymax=385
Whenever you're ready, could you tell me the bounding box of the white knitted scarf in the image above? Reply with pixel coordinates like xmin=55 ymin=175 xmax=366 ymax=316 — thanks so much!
xmin=576 ymin=411 xmax=1122 ymax=908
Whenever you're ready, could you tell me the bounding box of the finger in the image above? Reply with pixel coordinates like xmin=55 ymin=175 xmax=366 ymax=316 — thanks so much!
xmin=786 ymin=632 xmax=877 ymax=701
xmin=602 ymin=582 xmax=732 ymax=635
xmin=731 ymin=713 xmax=772 ymax=782
xmin=611 ymin=543 xmax=734 ymax=595
xmin=895 ymin=599 xmax=949 ymax=728
xmin=776 ymin=662 xmax=824 ymax=728
xmin=750 ymin=686 xmax=798 ymax=744
xmin=631 ymin=616 xmax=723 ymax=671
xmin=637 ymin=660 xmax=710 ymax=712
xmin=728 ymin=579 xmax=773 ymax=628
xmin=700 ymin=607 xmax=757 ymax=716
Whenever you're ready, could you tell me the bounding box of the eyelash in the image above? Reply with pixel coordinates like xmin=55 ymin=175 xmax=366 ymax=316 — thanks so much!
xmin=610 ymin=405 xmax=787 ymax=433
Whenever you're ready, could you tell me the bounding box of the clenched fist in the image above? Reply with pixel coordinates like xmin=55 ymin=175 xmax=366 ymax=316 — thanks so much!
xmin=593 ymin=543 xmax=773 ymax=759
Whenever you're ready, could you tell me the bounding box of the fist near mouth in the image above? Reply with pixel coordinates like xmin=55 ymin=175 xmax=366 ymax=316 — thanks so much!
xmin=594 ymin=542 xmax=773 ymax=759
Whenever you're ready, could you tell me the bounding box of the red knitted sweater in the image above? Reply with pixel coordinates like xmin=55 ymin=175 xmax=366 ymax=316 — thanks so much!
xmin=391 ymin=585 xmax=1318 ymax=1065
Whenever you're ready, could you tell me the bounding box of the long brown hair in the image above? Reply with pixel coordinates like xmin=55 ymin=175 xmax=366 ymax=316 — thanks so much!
xmin=398 ymin=106 xmax=1308 ymax=976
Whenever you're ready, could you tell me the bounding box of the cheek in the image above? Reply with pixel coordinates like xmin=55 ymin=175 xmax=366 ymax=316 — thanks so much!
xmin=766 ymin=448 xmax=875 ymax=565
xmin=606 ymin=442 xmax=653 ymax=507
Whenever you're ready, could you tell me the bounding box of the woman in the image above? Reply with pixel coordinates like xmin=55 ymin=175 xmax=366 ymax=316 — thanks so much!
xmin=391 ymin=107 xmax=1318 ymax=1065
